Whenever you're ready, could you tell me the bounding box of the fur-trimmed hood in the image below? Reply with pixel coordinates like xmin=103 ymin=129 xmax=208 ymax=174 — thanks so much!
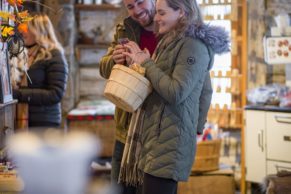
xmin=186 ymin=23 xmax=230 ymax=55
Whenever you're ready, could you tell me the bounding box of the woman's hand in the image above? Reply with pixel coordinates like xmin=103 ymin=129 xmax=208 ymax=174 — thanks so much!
xmin=123 ymin=41 xmax=150 ymax=65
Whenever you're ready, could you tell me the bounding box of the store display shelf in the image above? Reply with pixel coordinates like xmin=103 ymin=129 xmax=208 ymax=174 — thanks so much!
xmin=210 ymin=75 xmax=242 ymax=79
xmin=204 ymin=15 xmax=231 ymax=20
xmin=220 ymin=125 xmax=243 ymax=130
xmin=76 ymin=43 xmax=110 ymax=49
xmin=75 ymin=4 xmax=121 ymax=11
xmin=200 ymin=2 xmax=231 ymax=6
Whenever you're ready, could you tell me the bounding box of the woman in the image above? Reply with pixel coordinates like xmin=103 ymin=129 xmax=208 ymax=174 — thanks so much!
xmin=122 ymin=0 xmax=229 ymax=193
xmin=13 ymin=14 xmax=68 ymax=128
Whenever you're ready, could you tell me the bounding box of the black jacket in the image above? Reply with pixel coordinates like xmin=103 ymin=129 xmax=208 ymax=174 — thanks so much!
xmin=14 ymin=49 xmax=68 ymax=126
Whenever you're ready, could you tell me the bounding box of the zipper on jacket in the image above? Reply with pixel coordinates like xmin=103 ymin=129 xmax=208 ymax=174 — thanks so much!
xmin=157 ymin=105 xmax=165 ymax=137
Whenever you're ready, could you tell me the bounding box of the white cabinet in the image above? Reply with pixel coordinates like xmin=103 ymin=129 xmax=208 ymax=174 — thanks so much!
xmin=267 ymin=160 xmax=291 ymax=175
xmin=245 ymin=110 xmax=266 ymax=183
xmin=266 ymin=112 xmax=291 ymax=162
xmin=245 ymin=109 xmax=291 ymax=183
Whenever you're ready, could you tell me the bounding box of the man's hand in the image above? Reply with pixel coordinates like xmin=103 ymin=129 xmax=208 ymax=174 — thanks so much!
xmin=112 ymin=44 xmax=126 ymax=64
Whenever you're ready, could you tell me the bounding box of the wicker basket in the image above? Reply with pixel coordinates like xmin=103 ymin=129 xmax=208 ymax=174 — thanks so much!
xmin=104 ymin=64 xmax=152 ymax=112
xmin=192 ymin=139 xmax=221 ymax=173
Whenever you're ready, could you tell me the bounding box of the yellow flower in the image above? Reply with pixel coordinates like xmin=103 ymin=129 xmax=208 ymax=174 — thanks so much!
xmin=17 ymin=11 xmax=33 ymax=23
xmin=1 ymin=25 xmax=15 ymax=37
xmin=0 ymin=11 xmax=11 ymax=20
xmin=0 ymin=0 xmax=31 ymax=42
xmin=18 ymin=10 xmax=29 ymax=18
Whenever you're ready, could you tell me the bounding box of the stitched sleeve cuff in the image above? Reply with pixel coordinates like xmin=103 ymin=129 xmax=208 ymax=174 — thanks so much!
xmin=140 ymin=58 xmax=154 ymax=68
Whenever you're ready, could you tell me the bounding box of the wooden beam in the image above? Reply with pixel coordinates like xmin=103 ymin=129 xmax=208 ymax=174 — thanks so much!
xmin=240 ymin=0 xmax=248 ymax=193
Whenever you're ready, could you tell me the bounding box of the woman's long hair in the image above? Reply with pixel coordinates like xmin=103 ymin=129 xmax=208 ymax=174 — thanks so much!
xmin=28 ymin=14 xmax=64 ymax=62
xmin=155 ymin=0 xmax=204 ymax=49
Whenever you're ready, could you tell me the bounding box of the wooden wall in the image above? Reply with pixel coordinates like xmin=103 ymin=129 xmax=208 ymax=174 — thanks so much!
xmin=248 ymin=0 xmax=290 ymax=89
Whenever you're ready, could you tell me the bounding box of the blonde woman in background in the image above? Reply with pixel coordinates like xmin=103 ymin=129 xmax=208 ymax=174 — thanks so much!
xmin=13 ymin=14 xmax=68 ymax=128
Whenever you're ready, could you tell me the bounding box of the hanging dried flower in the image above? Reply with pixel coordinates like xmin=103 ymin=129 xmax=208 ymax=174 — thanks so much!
xmin=0 ymin=11 xmax=12 ymax=19
xmin=1 ymin=0 xmax=59 ymax=57
xmin=17 ymin=23 xmax=28 ymax=33
xmin=0 ymin=0 xmax=33 ymax=42
xmin=1 ymin=25 xmax=15 ymax=38
xmin=18 ymin=10 xmax=32 ymax=20
xmin=0 ymin=0 xmax=31 ymax=59
xmin=7 ymin=0 xmax=23 ymax=7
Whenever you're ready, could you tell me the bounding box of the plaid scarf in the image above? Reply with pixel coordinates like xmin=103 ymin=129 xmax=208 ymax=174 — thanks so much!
xmin=118 ymin=108 xmax=145 ymax=186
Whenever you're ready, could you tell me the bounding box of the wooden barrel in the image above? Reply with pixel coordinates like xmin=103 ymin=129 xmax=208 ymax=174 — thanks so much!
xmin=192 ymin=139 xmax=221 ymax=173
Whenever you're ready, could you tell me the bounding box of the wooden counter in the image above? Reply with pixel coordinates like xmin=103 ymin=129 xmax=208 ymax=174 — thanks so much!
xmin=0 ymin=100 xmax=17 ymax=149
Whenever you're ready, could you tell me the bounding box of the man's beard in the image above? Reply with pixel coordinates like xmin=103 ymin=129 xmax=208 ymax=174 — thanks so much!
xmin=144 ymin=9 xmax=155 ymax=27
xmin=137 ymin=8 xmax=155 ymax=28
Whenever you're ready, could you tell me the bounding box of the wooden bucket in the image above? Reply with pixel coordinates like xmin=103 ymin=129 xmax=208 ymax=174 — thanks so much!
xmin=104 ymin=64 xmax=152 ymax=112
xmin=192 ymin=139 xmax=221 ymax=173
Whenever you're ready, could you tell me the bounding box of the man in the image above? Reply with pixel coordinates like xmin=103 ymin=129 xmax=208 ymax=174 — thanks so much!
xmin=99 ymin=0 xmax=157 ymax=193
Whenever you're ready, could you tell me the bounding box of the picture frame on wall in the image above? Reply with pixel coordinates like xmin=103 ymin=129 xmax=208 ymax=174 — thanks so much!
xmin=0 ymin=42 xmax=13 ymax=104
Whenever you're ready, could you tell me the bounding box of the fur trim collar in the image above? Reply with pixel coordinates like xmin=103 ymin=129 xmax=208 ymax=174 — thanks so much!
xmin=186 ymin=23 xmax=230 ymax=54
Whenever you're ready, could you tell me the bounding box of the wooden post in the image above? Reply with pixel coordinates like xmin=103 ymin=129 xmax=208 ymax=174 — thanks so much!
xmin=42 ymin=0 xmax=78 ymax=113
xmin=240 ymin=0 xmax=248 ymax=193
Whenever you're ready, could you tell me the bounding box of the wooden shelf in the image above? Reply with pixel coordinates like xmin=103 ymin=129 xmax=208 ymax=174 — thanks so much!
xmin=79 ymin=64 xmax=99 ymax=68
xmin=0 ymin=171 xmax=23 ymax=192
xmin=200 ymin=2 xmax=231 ymax=6
xmin=77 ymin=43 xmax=110 ymax=49
xmin=0 ymin=100 xmax=18 ymax=109
xmin=210 ymin=74 xmax=242 ymax=79
xmin=204 ymin=15 xmax=231 ymax=20
xmin=75 ymin=4 xmax=121 ymax=11
xmin=210 ymin=75 xmax=233 ymax=78
xmin=200 ymin=2 xmax=243 ymax=7
xmin=220 ymin=125 xmax=243 ymax=131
